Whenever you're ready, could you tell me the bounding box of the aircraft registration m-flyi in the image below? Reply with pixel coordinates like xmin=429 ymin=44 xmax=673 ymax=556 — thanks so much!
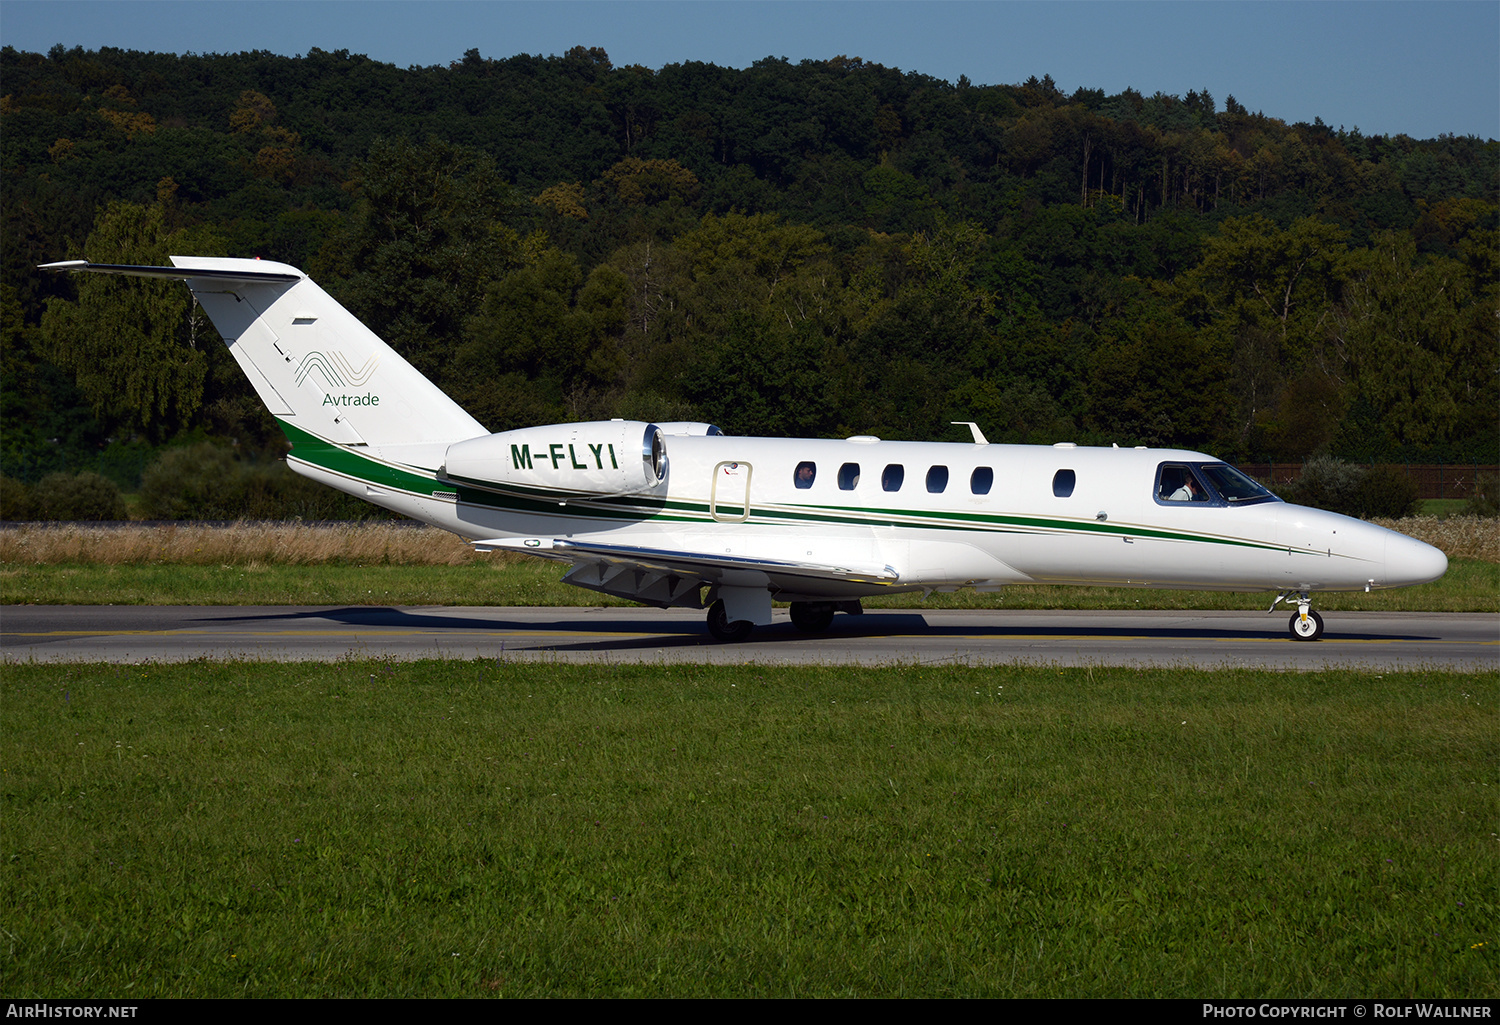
xmin=42 ymin=256 xmax=1448 ymax=641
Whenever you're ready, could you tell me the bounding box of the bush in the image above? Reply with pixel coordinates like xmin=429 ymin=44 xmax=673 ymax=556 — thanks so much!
xmin=1 ymin=474 xmax=35 ymax=520
xmin=31 ymin=471 xmax=128 ymax=521
xmin=1352 ymin=465 xmax=1421 ymax=519
xmin=1278 ymin=456 xmax=1419 ymax=519
xmin=1466 ymin=472 xmax=1498 ymax=517
xmin=138 ymin=443 xmax=242 ymax=520
xmin=138 ymin=442 xmax=395 ymax=520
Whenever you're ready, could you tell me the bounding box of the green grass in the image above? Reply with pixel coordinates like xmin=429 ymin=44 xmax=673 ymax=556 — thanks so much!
xmin=2 ymin=556 xmax=1495 ymax=611
xmin=1419 ymin=499 xmax=1472 ymax=519
xmin=2 ymin=660 xmax=1494 ymax=997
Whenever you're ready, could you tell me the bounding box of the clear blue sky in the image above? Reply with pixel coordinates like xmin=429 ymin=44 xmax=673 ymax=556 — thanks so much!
xmin=3 ymin=0 xmax=1496 ymax=139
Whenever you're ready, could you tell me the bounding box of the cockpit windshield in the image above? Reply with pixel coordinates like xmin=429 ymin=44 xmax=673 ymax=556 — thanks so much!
xmin=1156 ymin=461 xmax=1278 ymax=506
xmin=1198 ymin=463 xmax=1277 ymax=504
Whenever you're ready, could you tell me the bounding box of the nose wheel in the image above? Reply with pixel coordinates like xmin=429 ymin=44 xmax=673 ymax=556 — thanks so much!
xmin=1288 ymin=608 xmax=1325 ymax=641
xmin=1271 ymin=591 xmax=1324 ymax=641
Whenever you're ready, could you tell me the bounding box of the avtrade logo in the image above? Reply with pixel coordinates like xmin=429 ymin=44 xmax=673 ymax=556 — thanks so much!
xmin=296 ymin=351 xmax=378 ymax=389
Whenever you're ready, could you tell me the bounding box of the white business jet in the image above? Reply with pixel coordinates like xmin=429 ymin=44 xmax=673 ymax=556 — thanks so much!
xmin=42 ymin=257 xmax=1448 ymax=642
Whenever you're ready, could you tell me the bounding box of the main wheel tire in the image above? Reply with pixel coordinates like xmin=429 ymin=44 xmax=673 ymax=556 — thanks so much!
xmin=1288 ymin=609 xmax=1325 ymax=641
xmin=789 ymin=601 xmax=836 ymax=633
xmin=706 ymin=599 xmax=754 ymax=642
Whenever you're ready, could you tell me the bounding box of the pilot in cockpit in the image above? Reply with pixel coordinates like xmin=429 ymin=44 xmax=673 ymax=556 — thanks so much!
xmin=1168 ymin=474 xmax=1204 ymax=502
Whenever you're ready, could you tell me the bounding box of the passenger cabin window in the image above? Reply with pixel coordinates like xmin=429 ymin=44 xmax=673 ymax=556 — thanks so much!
xmin=881 ymin=464 xmax=904 ymax=492
xmin=1052 ymin=469 xmax=1076 ymax=498
xmin=838 ymin=463 xmax=860 ymax=490
xmin=926 ymin=465 xmax=949 ymax=493
xmin=794 ymin=461 xmax=816 ymax=489
xmin=970 ymin=467 xmax=994 ymax=495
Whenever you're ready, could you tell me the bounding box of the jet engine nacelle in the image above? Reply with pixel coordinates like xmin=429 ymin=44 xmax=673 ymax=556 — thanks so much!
xmin=443 ymin=420 xmax=669 ymax=498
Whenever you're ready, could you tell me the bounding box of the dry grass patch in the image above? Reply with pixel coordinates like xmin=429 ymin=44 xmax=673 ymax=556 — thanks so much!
xmin=2 ymin=516 xmax=1492 ymax=571
xmin=0 ymin=521 xmax=506 ymax=566
xmin=1373 ymin=515 xmax=1498 ymax=562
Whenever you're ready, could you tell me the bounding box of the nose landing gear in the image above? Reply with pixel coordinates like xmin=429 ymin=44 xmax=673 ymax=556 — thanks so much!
xmin=1270 ymin=591 xmax=1324 ymax=641
xmin=1289 ymin=607 xmax=1325 ymax=641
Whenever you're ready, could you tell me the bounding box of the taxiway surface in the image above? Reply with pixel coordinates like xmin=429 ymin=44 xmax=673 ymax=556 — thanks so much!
xmin=2 ymin=606 xmax=1495 ymax=670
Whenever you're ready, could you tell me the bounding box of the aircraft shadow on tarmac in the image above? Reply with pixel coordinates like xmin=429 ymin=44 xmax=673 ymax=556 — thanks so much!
xmin=187 ymin=606 xmax=1439 ymax=655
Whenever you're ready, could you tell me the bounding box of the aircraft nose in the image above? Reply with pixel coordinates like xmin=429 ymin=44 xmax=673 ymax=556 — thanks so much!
xmin=1385 ymin=530 xmax=1448 ymax=587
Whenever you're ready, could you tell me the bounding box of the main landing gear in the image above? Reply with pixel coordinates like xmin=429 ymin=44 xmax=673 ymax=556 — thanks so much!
xmin=1270 ymin=591 xmax=1325 ymax=641
xmin=704 ymin=599 xmax=859 ymax=641
xmin=706 ymin=599 xmax=754 ymax=642
xmin=789 ymin=601 xmax=836 ymax=633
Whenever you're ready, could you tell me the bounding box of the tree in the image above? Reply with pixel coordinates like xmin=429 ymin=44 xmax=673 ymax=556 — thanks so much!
xmin=316 ymin=137 xmax=521 ymax=380
xmin=454 ymin=248 xmax=631 ymax=429
xmin=1329 ymin=233 xmax=1478 ymax=446
xmin=600 ymin=157 xmax=700 ymax=206
xmin=1179 ymin=215 xmax=1347 ymax=352
xmin=1170 ymin=215 xmax=1347 ymax=454
xmin=674 ymin=211 xmax=830 ymax=333
xmin=681 ymin=317 xmax=839 ymax=437
xmin=1086 ymin=314 xmax=1229 ymax=448
xmin=902 ymin=217 xmax=994 ymax=320
xmin=40 ymin=201 xmax=224 ymax=440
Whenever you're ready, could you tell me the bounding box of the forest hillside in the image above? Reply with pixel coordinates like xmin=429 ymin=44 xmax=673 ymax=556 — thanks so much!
xmin=4 ymin=44 xmax=1495 ymax=494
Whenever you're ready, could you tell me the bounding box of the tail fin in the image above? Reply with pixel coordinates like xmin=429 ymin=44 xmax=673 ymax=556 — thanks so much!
xmin=42 ymin=257 xmax=486 ymax=451
xmin=172 ymin=256 xmax=486 ymax=449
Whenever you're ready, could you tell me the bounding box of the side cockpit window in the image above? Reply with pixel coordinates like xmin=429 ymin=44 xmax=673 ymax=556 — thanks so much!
xmin=794 ymin=461 xmax=816 ymax=489
xmin=1158 ymin=464 xmax=1211 ymax=503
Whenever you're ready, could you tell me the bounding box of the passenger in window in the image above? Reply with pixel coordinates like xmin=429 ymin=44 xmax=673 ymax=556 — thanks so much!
xmin=881 ymin=465 xmax=904 ymax=491
xmin=795 ymin=462 xmax=816 ymax=489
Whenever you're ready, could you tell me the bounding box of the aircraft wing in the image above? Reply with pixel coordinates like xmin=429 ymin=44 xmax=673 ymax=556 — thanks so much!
xmin=471 ymin=536 xmax=899 ymax=608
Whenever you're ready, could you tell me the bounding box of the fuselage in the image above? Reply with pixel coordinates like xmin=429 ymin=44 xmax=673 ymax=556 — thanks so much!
xmin=289 ymin=431 xmax=1448 ymax=601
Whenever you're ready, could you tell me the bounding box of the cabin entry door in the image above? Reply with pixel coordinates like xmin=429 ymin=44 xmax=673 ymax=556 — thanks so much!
xmin=710 ymin=461 xmax=752 ymax=522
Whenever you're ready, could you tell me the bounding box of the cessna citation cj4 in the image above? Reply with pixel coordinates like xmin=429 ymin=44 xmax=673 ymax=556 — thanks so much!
xmin=43 ymin=257 xmax=1448 ymax=642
